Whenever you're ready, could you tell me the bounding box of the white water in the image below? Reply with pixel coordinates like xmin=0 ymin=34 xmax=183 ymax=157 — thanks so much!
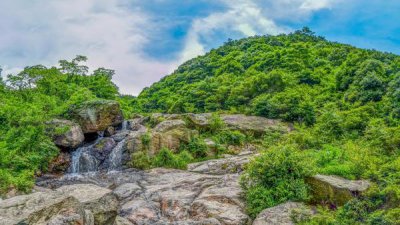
xmin=69 ymin=121 xmax=129 ymax=174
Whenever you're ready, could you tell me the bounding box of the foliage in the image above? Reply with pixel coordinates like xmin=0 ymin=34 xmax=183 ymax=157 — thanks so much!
xmin=241 ymin=145 xmax=314 ymax=218
xmin=0 ymin=56 xmax=119 ymax=195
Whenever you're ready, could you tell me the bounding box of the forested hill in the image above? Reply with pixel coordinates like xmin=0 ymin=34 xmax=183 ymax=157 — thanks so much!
xmin=136 ymin=28 xmax=400 ymax=126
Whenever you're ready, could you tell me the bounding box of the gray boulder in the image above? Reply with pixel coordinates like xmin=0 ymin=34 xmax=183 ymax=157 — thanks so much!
xmin=307 ymin=174 xmax=371 ymax=206
xmin=46 ymin=119 xmax=84 ymax=148
xmin=253 ymin=202 xmax=313 ymax=225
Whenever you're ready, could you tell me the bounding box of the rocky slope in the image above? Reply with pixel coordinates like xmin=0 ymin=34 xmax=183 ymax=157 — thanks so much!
xmin=0 ymin=100 xmax=371 ymax=225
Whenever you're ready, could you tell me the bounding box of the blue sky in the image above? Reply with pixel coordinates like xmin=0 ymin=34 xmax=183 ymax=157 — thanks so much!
xmin=0 ymin=0 xmax=399 ymax=95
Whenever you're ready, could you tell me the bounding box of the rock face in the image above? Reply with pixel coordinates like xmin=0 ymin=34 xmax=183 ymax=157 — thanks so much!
xmin=35 ymin=168 xmax=249 ymax=225
xmin=70 ymin=100 xmax=124 ymax=133
xmin=0 ymin=190 xmax=89 ymax=225
xmin=0 ymin=184 xmax=117 ymax=225
xmin=307 ymin=174 xmax=371 ymax=207
xmin=46 ymin=119 xmax=85 ymax=148
xmin=125 ymin=119 xmax=198 ymax=156
xmin=57 ymin=184 xmax=118 ymax=225
xmin=253 ymin=202 xmax=313 ymax=225
xmin=220 ymin=114 xmax=290 ymax=136
xmin=188 ymin=153 xmax=255 ymax=175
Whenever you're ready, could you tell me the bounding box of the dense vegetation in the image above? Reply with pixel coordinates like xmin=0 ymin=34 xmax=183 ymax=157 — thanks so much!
xmin=135 ymin=28 xmax=400 ymax=224
xmin=0 ymin=56 xmax=121 ymax=193
xmin=1 ymin=28 xmax=400 ymax=224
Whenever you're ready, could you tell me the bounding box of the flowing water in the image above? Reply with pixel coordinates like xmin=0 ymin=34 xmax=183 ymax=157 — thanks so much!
xmin=69 ymin=121 xmax=130 ymax=174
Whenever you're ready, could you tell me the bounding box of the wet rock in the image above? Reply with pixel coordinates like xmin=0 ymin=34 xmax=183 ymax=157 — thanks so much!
xmin=92 ymin=137 xmax=117 ymax=162
xmin=56 ymin=184 xmax=118 ymax=225
xmin=70 ymin=100 xmax=124 ymax=133
xmin=307 ymin=174 xmax=371 ymax=207
xmin=48 ymin=152 xmax=71 ymax=173
xmin=46 ymin=119 xmax=85 ymax=148
xmin=253 ymin=202 xmax=313 ymax=225
xmin=105 ymin=126 xmax=116 ymax=137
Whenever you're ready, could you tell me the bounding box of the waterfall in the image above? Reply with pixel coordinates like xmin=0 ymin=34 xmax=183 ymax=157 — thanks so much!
xmin=69 ymin=122 xmax=130 ymax=174
xmin=70 ymin=145 xmax=98 ymax=174
xmin=108 ymin=139 xmax=126 ymax=171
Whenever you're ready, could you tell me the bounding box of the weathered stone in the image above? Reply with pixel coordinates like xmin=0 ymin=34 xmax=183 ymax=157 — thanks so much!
xmin=92 ymin=137 xmax=117 ymax=162
xmin=57 ymin=184 xmax=118 ymax=225
xmin=114 ymin=216 xmax=133 ymax=225
xmin=0 ymin=191 xmax=88 ymax=225
xmin=186 ymin=113 xmax=213 ymax=128
xmin=105 ymin=126 xmax=116 ymax=137
xmin=253 ymin=202 xmax=313 ymax=225
xmin=307 ymin=174 xmax=371 ymax=206
xmin=48 ymin=152 xmax=71 ymax=173
xmin=118 ymin=168 xmax=249 ymax=225
xmin=188 ymin=154 xmax=255 ymax=175
xmin=70 ymin=100 xmax=124 ymax=133
xmin=46 ymin=119 xmax=85 ymax=148
xmin=153 ymin=119 xmax=186 ymax=132
xmin=221 ymin=114 xmax=291 ymax=136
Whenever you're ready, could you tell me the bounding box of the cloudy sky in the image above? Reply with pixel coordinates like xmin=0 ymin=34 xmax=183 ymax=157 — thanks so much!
xmin=0 ymin=0 xmax=399 ymax=95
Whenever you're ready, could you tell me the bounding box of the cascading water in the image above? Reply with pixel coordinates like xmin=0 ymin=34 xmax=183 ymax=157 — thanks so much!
xmin=69 ymin=121 xmax=130 ymax=174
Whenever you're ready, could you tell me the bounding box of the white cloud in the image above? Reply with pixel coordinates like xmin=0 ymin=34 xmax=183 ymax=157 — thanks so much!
xmin=0 ymin=0 xmax=339 ymax=95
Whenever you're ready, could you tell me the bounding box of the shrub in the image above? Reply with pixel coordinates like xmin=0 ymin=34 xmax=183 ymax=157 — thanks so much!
xmin=214 ymin=130 xmax=246 ymax=146
xmin=153 ymin=148 xmax=193 ymax=169
xmin=130 ymin=151 xmax=152 ymax=170
xmin=183 ymin=138 xmax=208 ymax=158
xmin=241 ymin=145 xmax=314 ymax=218
xmin=209 ymin=113 xmax=225 ymax=133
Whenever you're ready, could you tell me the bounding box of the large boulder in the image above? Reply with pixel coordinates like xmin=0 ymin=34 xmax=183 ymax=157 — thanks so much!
xmin=126 ymin=119 xmax=198 ymax=156
xmin=221 ymin=114 xmax=291 ymax=136
xmin=188 ymin=153 xmax=255 ymax=175
xmin=118 ymin=168 xmax=249 ymax=225
xmin=56 ymin=184 xmax=118 ymax=225
xmin=306 ymin=174 xmax=371 ymax=207
xmin=46 ymin=119 xmax=85 ymax=148
xmin=252 ymin=202 xmax=313 ymax=225
xmin=70 ymin=100 xmax=124 ymax=133
xmin=0 ymin=191 xmax=90 ymax=225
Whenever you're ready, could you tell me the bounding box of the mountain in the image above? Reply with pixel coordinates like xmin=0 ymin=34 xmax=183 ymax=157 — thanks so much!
xmin=136 ymin=28 xmax=400 ymax=126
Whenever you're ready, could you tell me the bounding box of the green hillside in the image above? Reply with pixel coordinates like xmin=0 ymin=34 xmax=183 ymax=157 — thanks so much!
xmin=133 ymin=28 xmax=400 ymax=223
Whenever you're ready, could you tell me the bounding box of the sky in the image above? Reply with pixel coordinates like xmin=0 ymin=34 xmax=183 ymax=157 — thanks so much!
xmin=0 ymin=0 xmax=399 ymax=95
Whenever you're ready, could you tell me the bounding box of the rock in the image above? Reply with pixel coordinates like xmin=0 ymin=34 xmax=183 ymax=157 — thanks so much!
xmin=186 ymin=113 xmax=213 ymax=128
xmin=46 ymin=119 xmax=84 ymax=148
xmin=48 ymin=152 xmax=71 ymax=173
xmin=221 ymin=114 xmax=290 ymax=136
xmin=70 ymin=100 xmax=124 ymax=133
xmin=112 ymin=131 xmax=130 ymax=142
xmin=119 ymin=168 xmax=249 ymax=225
xmin=105 ymin=126 xmax=116 ymax=137
xmin=57 ymin=184 xmax=118 ymax=225
xmin=126 ymin=120 xmax=198 ymax=156
xmin=114 ymin=216 xmax=133 ymax=225
xmin=306 ymin=174 xmax=371 ymax=207
xmin=0 ymin=191 xmax=89 ymax=225
xmin=153 ymin=119 xmax=186 ymax=132
xmin=252 ymin=202 xmax=313 ymax=225
xmin=113 ymin=183 xmax=142 ymax=200
xmin=188 ymin=154 xmax=255 ymax=175
xmin=92 ymin=137 xmax=117 ymax=162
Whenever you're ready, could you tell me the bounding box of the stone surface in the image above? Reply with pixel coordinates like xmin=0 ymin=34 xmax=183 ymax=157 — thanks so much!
xmin=188 ymin=153 xmax=255 ymax=175
xmin=57 ymin=184 xmax=118 ymax=225
xmin=307 ymin=174 xmax=371 ymax=206
xmin=70 ymin=100 xmax=124 ymax=133
xmin=253 ymin=202 xmax=313 ymax=225
xmin=48 ymin=152 xmax=71 ymax=173
xmin=46 ymin=119 xmax=85 ymax=148
xmin=0 ymin=191 xmax=89 ymax=225
xmin=36 ymin=168 xmax=249 ymax=225
xmin=221 ymin=114 xmax=290 ymax=135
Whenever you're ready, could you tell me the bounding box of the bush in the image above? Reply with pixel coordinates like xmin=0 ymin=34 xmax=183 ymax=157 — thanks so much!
xmin=209 ymin=113 xmax=225 ymax=133
xmin=214 ymin=130 xmax=246 ymax=146
xmin=153 ymin=148 xmax=193 ymax=170
xmin=182 ymin=138 xmax=208 ymax=158
xmin=241 ymin=145 xmax=314 ymax=218
xmin=130 ymin=151 xmax=152 ymax=170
